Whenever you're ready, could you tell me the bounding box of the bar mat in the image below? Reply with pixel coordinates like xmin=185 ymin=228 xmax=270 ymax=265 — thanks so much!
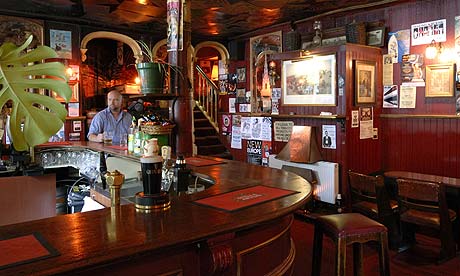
xmin=0 ymin=233 xmax=60 ymax=270
xmin=105 ymin=145 xmax=128 ymax=150
xmin=186 ymin=157 xmax=225 ymax=167
xmin=193 ymin=185 xmax=298 ymax=212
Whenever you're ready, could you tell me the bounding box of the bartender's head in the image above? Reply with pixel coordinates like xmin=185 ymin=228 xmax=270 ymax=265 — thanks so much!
xmin=107 ymin=90 xmax=123 ymax=113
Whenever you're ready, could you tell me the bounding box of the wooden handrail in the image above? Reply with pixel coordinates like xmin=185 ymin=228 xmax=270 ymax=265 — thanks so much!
xmin=195 ymin=65 xmax=219 ymax=132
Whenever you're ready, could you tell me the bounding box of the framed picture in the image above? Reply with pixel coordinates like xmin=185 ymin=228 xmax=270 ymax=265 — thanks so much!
xmin=45 ymin=22 xmax=80 ymax=63
xmin=355 ymin=60 xmax=376 ymax=105
xmin=425 ymin=63 xmax=454 ymax=97
xmin=236 ymin=67 xmax=246 ymax=83
xmin=367 ymin=26 xmax=385 ymax=47
xmin=250 ymin=31 xmax=282 ymax=110
xmin=0 ymin=15 xmax=43 ymax=48
xmin=282 ymin=54 xmax=336 ymax=106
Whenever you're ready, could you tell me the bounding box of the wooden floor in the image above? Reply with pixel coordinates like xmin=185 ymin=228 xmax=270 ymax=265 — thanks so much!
xmin=291 ymin=216 xmax=460 ymax=276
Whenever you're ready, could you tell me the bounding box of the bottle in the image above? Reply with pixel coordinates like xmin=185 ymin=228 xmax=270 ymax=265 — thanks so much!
xmin=336 ymin=193 xmax=343 ymax=213
xmin=133 ymin=125 xmax=142 ymax=156
xmin=127 ymin=123 xmax=135 ymax=154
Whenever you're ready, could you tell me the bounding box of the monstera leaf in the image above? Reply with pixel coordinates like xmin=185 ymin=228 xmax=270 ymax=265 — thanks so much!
xmin=0 ymin=35 xmax=72 ymax=151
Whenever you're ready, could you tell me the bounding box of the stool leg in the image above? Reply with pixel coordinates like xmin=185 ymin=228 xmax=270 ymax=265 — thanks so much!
xmin=378 ymin=232 xmax=390 ymax=276
xmin=312 ymin=224 xmax=324 ymax=276
xmin=353 ymin=243 xmax=363 ymax=276
xmin=336 ymin=237 xmax=346 ymax=276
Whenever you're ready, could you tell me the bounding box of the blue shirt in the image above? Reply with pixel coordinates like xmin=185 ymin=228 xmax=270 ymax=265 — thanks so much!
xmin=87 ymin=108 xmax=132 ymax=144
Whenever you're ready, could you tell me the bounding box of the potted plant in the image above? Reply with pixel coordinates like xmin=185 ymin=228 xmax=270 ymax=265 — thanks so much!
xmin=136 ymin=40 xmax=182 ymax=94
xmin=0 ymin=35 xmax=72 ymax=151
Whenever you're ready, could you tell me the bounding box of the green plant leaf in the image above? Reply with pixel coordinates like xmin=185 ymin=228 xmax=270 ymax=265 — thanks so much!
xmin=0 ymin=35 xmax=72 ymax=151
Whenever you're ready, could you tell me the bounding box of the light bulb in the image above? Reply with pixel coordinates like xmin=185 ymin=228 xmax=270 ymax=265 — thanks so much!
xmin=135 ymin=77 xmax=140 ymax=84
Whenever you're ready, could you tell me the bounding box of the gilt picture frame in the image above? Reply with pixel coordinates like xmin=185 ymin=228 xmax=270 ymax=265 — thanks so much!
xmin=425 ymin=63 xmax=454 ymax=97
xmin=355 ymin=60 xmax=376 ymax=105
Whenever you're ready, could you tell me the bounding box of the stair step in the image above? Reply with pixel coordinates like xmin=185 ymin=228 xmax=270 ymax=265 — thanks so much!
xmin=197 ymin=144 xmax=227 ymax=155
xmin=195 ymin=136 xmax=220 ymax=146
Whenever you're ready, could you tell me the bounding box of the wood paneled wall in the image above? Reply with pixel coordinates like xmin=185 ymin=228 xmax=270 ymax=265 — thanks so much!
xmin=381 ymin=117 xmax=460 ymax=178
xmin=225 ymin=0 xmax=460 ymax=191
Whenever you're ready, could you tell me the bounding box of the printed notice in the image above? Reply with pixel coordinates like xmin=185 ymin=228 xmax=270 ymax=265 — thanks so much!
xmin=399 ymin=86 xmax=416 ymax=108
xmin=274 ymin=121 xmax=294 ymax=142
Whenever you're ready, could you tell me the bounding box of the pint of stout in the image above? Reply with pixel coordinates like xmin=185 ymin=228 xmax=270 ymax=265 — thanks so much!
xmin=140 ymin=156 xmax=163 ymax=195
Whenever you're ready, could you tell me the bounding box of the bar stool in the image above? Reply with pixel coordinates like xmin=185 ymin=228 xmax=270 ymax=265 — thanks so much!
xmin=312 ymin=213 xmax=390 ymax=276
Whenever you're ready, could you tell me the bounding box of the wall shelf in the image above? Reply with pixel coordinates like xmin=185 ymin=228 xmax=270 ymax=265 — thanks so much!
xmin=380 ymin=114 xmax=460 ymax=119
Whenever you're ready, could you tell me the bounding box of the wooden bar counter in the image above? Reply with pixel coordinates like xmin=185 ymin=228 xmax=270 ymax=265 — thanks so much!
xmin=1 ymin=142 xmax=312 ymax=275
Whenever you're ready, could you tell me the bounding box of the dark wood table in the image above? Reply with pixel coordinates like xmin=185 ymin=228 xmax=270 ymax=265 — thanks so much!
xmin=384 ymin=171 xmax=460 ymax=188
xmin=0 ymin=142 xmax=312 ymax=275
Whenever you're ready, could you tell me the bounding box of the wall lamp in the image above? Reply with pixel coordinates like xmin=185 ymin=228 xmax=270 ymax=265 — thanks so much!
xmin=425 ymin=39 xmax=454 ymax=62
xmin=425 ymin=39 xmax=442 ymax=59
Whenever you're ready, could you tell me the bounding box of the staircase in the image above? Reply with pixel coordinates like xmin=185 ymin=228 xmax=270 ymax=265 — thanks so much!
xmin=194 ymin=107 xmax=232 ymax=159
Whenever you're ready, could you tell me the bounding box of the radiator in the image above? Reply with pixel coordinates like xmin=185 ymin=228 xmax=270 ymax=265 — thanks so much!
xmin=268 ymin=155 xmax=339 ymax=204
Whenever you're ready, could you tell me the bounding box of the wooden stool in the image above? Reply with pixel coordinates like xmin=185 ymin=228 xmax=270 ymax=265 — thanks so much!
xmin=312 ymin=213 xmax=390 ymax=276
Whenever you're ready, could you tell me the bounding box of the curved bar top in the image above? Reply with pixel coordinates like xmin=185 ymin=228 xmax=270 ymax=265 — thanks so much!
xmin=2 ymin=142 xmax=312 ymax=275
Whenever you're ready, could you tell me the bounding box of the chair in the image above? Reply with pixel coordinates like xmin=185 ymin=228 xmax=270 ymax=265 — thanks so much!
xmin=311 ymin=213 xmax=390 ymax=276
xmin=348 ymin=171 xmax=400 ymax=248
xmin=396 ymin=178 xmax=457 ymax=262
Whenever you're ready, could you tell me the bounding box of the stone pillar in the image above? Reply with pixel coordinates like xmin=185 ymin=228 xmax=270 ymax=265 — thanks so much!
xmin=168 ymin=0 xmax=193 ymax=156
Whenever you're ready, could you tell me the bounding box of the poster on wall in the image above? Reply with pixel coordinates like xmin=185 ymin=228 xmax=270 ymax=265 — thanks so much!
xmin=383 ymin=54 xmax=393 ymax=85
xmin=400 ymin=54 xmax=425 ymax=86
xmin=221 ymin=114 xmax=232 ymax=135
xmin=411 ymin=19 xmax=446 ymax=46
xmin=388 ymin=30 xmax=410 ymax=63
xmin=321 ymin=125 xmax=336 ymax=149
xmin=383 ymin=85 xmax=398 ymax=108
xmin=166 ymin=0 xmax=182 ymax=51
xmin=50 ymin=29 xmax=72 ymax=59
xmin=399 ymin=85 xmax=416 ymax=108
xmin=359 ymin=107 xmax=373 ymax=140
xmin=231 ymin=115 xmax=242 ymax=149
xmin=274 ymin=121 xmax=294 ymax=142
xmin=247 ymin=140 xmax=263 ymax=165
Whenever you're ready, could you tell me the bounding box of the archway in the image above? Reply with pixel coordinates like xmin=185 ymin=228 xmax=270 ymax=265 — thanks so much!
xmin=80 ymin=31 xmax=143 ymax=63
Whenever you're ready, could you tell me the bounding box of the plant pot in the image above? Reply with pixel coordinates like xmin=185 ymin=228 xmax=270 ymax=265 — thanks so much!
xmin=136 ymin=62 xmax=165 ymax=94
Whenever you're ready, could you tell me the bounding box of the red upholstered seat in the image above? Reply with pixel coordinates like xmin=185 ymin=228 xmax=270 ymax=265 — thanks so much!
xmin=312 ymin=213 xmax=390 ymax=276
xmin=316 ymin=213 xmax=387 ymax=238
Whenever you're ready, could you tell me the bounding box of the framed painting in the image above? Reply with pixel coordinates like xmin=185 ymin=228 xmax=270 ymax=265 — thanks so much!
xmin=282 ymin=54 xmax=336 ymax=106
xmin=44 ymin=21 xmax=80 ymax=63
xmin=49 ymin=29 xmax=72 ymax=59
xmin=355 ymin=60 xmax=376 ymax=105
xmin=0 ymin=15 xmax=43 ymax=48
xmin=425 ymin=63 xmax=454 ymax=97
xmin=367 ymin=26 xmax=385 ymax=47
xmin=250 ymin=31 xmax=282 ymax=110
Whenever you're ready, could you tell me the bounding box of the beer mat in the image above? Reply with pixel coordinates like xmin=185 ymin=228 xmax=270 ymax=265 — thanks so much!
xmin=0 ymin=232 xmax=60 ymax=270
xmin=185 ymin=157 xmax=225 ymax=167
xmin=39 ymin=141 xmax=72 ymax=146
xmin=105 ymin=145 xmax=128 ymax=150
xmin=193 ymin=185 xmax=298 ymax=212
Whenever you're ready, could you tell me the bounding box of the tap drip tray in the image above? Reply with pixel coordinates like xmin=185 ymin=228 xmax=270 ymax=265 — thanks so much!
xmin=134 ymin=191 xmax=170 ymax=211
